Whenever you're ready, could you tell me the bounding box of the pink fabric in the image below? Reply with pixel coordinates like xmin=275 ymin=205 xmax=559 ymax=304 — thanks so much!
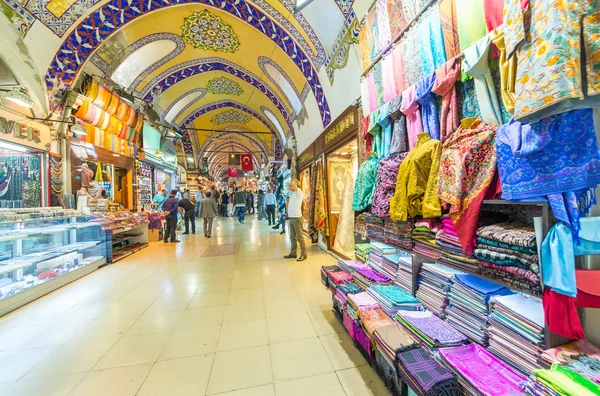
xmin=432 ymin=57 xmax=461 ymax=142
xmin=343 ymin=311 xmax=358 ymax=338
xmin=392 ymin=45 xmax=409 ymax=95
xmin=399 ymin=85 xmax=422 ymax=149
xmin=440 ymin=344 xmax=526 ymax=396
xmin=443 ymin=227 xmax=459 ymax=238
xmin=382 ymin=53 xmax=398 ymax=102
xmin=367 ymin=73 xmax=378 ymax=113
xmin=348 ymin=292 xmax=381 ymax=311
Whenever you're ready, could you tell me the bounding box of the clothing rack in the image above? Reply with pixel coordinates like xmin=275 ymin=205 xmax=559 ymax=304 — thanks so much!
xmin=361 ymin=0 xmax=441 ymax=77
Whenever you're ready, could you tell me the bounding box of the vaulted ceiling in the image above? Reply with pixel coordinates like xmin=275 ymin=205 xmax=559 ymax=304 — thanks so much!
xmin=1 ymin=0 xmax=365 ymax=178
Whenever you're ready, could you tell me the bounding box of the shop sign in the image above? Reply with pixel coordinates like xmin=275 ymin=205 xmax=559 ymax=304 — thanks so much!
xmin=324 ymin=107 xmax=357 ymax=146
xmin=298 ymin=144 xmax=315 ymax=169
xmin=0 ymin=111 xmax=51 ymax=151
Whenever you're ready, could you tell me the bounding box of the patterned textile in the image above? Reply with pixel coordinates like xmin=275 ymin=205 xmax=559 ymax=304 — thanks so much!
xmin=334 ymin=163 xmax=356 ymax=257
xmin=474 ymin=249 xmax=535 ymax=270
xmin=366 ymin=214 xmax=386 ymax=241
xmin=390 ymin=133 xmax=442 ymax=221
xmin=458 ymin=78 xmax=482 ymax=120
xmin=476 ymin=236 xmax=536 ymax=254
xmin=359 ymin=26 xmax=372 ymax=72
xmin=382 ymin=52 xmax=398 ymax=103
xmin=355 ymin=213 xmax=368 ymax=240
xmin=478 ymin=261 xmax=540 ymax=283
xmin=439 ymin=344 xmax=526 ymax=396
xmin=503 ymin=0 xmax=527 ymax=58
xmin=478 ymin=266 xmax=542 ymax=295
xmin=398 ymin=311 xmax=468 ymax=346
xmin=367 ymin=72 xmax=377 ymax=112
xmin=432 ymin=57 xmax=461 ymax=142
xmin=415 ymin=72 xmax=440 ymax=140
xmin=456 ymin=0 xmax=487 ymax=51
xmin=542 ymin=339 xmax=600 ymax=365
xmin=476 ymin=221 xmax=536 ymax=248
xmin=403 ymin=28 xmax=425 ymax=86
xmin=314 ymin=160 xmax=328 ymax=234
xmin=359 ymin=308 xmax=395 ymax=336
xmin=400 ymin=85 xmax=423 ymax=150
xmin=490 ymin=25 xmax=516 ymax=115
xmin=373 ymin=62 xmax=385 ymax=108
xmin=360 ymin=78 xmax=371 ymax=114
xmin=371 ymin=153 xmax=405 ymax=217
xmin=418 ymin=6 xmax=447 ymax=77
xmin=483 ymin=0 xmax=504 ymax=32
xmin=355 ymin=267 xmax=392 ymax=284
xmin=510 ymin=0 xmax=600 ymax=123
xmin=352 ymin=155 xmax=380 ymax=211
xmin=384 ymin=218 xmax=414 ymax=250
xmin=392 ymin=44 xmax=410 ymax=95
xmin=376 ymin=102 xmax=393 ymax=157
xmin=387 ymin=0 xmax=408 ymax=37
xmin=366 ymin=7 xmax=379 ymax=60
xmin=566 ymin=356 xmax=600 ymax=384
xmin=439 ymin=0 xmax=460 ymax=59
xmin=462 ymin=34 xmax=503 ymax=125
xmin=476 ymin=244 xmax=539 ymax=267
xmin=437 ymin=119 xmax=498 ymax=254
xmin=396 ymin=348 xmax=462 ymax=396
xmin=348 ymin=291 xmax=381 ymax=311
xmin=376 ymin=0 xmax=392 ymax=53
xmin=496 ymin=109 xmax=600 ymax=235
xmin=328 ymin=159 xmax=352 ymax=213
xmin=388 ymin=95 xmax=409 ymax=154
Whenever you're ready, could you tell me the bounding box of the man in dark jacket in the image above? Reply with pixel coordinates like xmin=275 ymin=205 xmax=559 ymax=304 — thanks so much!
xmin=232 ymin=188 xmax=247 ymax=224
xmin=178 ymin=195 xmax=196 ymax=235
xmin=221 ymin=190 xmax=230 ymax=217
xmin=162 ymin=190 xmax=180 ymax=243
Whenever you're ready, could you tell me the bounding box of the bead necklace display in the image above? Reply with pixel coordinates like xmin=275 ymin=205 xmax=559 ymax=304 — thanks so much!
xmin=0 ymin=153 xmax=41 ymax=208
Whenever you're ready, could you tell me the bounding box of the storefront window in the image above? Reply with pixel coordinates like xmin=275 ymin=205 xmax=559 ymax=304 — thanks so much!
xmin=0 ymin=146 xmax=43 ymax=208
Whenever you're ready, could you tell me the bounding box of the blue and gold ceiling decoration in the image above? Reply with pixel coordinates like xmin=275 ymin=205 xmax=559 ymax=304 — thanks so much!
xmin=205 ymin=76 xmax=243 ymax=96
xmin=181 ymin=10 xmax=240 ymax=52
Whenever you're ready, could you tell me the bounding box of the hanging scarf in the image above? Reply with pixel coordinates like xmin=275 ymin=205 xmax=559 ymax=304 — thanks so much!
xmin=439 ymin=0 xmax=460 ymax=59
xmin=418 ymin=5 xmax=447 ymax=76
xmin=400 ymin=85 xmax=422 ymax=149
xmin=392 ymin=44 xmax=409 ymax=95
xmin=367 ymin=72 xmax=377 ymax=112
xmin=432 ymin=57 xmax=461 ymax=142
xmin=437 ymin=119 xmax=498 ymax=254
xmin=382 ymin=52 xmax=398 ymax=103
xmin=314 ymin=160 xmax=328 ymax=235
xmin=496 ymin=109 xmax=600 ymax=240
xmin=388 ymin=94 xmax=409 ymax=154
xmin=415 ymin=72 xmax=440 ymax=140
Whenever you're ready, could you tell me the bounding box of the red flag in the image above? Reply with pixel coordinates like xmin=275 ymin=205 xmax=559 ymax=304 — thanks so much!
xmin=228 ymin=167 xmax=238 ymax=177
xmin=240 ymin=154 xmax=253 ymax=171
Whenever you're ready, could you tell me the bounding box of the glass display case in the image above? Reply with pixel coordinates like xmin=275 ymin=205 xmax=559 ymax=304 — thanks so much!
xmin=0 ymin=207 xmax=108 ymax=315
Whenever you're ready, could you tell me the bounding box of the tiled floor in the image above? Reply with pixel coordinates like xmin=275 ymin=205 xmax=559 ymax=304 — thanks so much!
xmin=0 ymin=216 xmax=390 ymax=396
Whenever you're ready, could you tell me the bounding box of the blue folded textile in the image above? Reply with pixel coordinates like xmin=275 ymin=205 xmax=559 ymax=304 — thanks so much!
xmin=542 ymin=222 xmax=576 ymax=297
xmin=454 ymin=274 xmax=512 ymax=301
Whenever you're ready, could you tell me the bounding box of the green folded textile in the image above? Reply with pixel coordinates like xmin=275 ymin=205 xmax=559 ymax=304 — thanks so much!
xmin=534 ymin=364 xmax=600 ymax=396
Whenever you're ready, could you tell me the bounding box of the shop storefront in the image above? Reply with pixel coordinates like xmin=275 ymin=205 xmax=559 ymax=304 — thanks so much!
xmin=297 ymin=143 xmax=320 ymax=243
xmin=0 ymin=109 xmax=52 ymax=208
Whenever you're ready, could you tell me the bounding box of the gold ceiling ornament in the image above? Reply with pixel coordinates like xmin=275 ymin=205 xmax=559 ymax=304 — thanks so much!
xmin=206 ymin=76 xmax=244 ymax=96
xmin=211 ymin=109 xmax=251 ymax=125
xmin=181 ymin=10 xmax=240 ymax=53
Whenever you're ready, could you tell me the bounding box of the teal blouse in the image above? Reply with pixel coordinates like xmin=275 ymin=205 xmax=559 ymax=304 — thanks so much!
xmin=352 ymin=155 xmax=380 ymax=211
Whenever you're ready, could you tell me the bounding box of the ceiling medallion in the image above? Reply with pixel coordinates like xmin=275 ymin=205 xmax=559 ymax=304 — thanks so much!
xmin=181 ymin=10 xmax=240 ymax=53
xmin=206 ymin=76 xmax=243 ymax=96
xmin=212 ymin=110 xmax=251 ymax=125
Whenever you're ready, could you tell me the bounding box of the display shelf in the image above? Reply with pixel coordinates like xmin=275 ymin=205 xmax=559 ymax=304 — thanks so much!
xmin=0 ymin=241 xmax=103 ymax=273
xmin=0 ymin=222 xmax=103 ymax=243
xmin=0 ymin=215 xmax=82 ymax=226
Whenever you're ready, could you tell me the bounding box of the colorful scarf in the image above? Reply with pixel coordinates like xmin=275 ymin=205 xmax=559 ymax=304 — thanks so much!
xmin=418 ymin=5 xmax=447 ymax=77
xmin=437 ymin=119 xmax=498 ymax=254
xmin=375 ymin=0 xmax=392 ymax=53
xmin=415 ymin=72 xmax=440 ymax=140
xmin=456 ymin=0 xmax=487 ymax=51
xmin=371 ymin=152 xmax=404 ymax=217
xmin=367 ymin=72 xmax=377 ymax=112
xmin=496 ymin=109 xmax=600 ymax=239
xmin=382 ymin=52 xmax=398 ymax=102
xmin=439 ymin=0 xmax=460 ymax=59
xmin=366 ymin=7 xmax=379 ymax=60
xmin=387 ymin=0 xmax=408 ymax=37
xmin=400 ymin=85 xmax=422 ymax=149
xmin=313 ymin=160 xmax=327 ymax=234
xmin=373 ymin=62 xmax=385 ymax=108
xmin=388 ymin=94 xmax=409 ymax=154
xmin=432 ymin=57 xmax=461 ymax=142
xmin=358 ymin=26 xmax=371 ymax=72
xmin=392 ymin=44 xmax=409 ymax=95
xmin=396 ymin=348 xmax=461 ymax=396
xmin=360 ymin=78 xmax=371 ymax=114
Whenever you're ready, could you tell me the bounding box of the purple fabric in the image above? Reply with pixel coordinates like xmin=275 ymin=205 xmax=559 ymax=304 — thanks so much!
xmin=397 ymin=348 xmax=460 ymax=395
xmin=371 ymin=153 xmax=405 ymax=217
xmin=403 ymin=313 xmax=467 ymax=345
xmin=356 ymin=267 xmax=392 ymax=283
xmin=355 ymin=325 xmax=374 ymax=359
xmin=415 ymin=72 xmax=440 ymax=140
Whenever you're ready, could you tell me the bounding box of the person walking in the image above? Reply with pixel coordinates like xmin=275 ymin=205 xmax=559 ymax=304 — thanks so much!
xmin=233 ymin=188 xmax=247 ymax=224
xmin=183 ymin=189 xmax=191 ymax=199
xmin=162 ymin=190 xmax=180 ymax=243
xmin=200 ymin=191 xmax=218 ymax=237
xmin=211 ymin=187 xmax=221 ymax=216
xmin=221 ymin=190 xmax=230 ymax=217
xmin=195 ymin=189 xmax=204 ymax=217
xmin=284 ymin=179 xmax=307 ymax=261
xmin=272 ymin=193 xmax=288 ymax=235
xmin=249 ymin=190 xmax=255 ymax=215
xmin=256 ymin=190 xmax=266 ymax=220
xmin=152 ymin=189 xmax=168 ymax=211
xmin=264 ymin=188 xmax=276 ymax=225
xmin=178 ymin=195 xmax=196 ymax=235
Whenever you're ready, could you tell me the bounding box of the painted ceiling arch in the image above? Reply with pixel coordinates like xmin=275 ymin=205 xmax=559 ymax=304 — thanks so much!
xmin=200 ymin=131 xmax=269 ymax=160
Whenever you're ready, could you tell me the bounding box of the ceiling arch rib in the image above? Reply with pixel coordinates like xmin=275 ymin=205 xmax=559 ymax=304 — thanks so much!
xmin=140 ymin=58 xmax=293 ymax=129
xmin=258 ymin=56 xmax=305 ymax=117
xmin=261 ymin=106 xmax=287 ymax=145
xmin=163 ymin=88 xmax=207 ymax=124
xmin=44 ymin=0 xmax=332 ymax=127
xmin=199 ymin=131 xmax=269 ymax=160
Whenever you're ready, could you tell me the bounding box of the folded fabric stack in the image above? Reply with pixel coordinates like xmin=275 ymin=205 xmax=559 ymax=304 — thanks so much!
xmin=446 ymin=274 xmax=512 ymax=344
xmin=366 ymin=215 xmax=385 ymax=242
xmin=384 ymin=218 xmax=413 ymax=250
xmin=394 ymin=252 xmax=413 ymax=292
xmin=355 ymin=243 xmax=371 ymax=262
xmin=347 ymin=291 xmax=381 ymax=312
xmin=337 ymin=259 xmax=368 ymax=273
xmin=412 ymin=220 xmax=443 ymax=259
xmin=373 ymin=323 xmax=417 ymax=392
xmin=325 ymin=266 xmax=353 ymax=290
xmin=488 ymin=293 xmax=545 ymax=374
xmin=439 ymin=344 xmax=527 ymax=395
xmin=395 ymin=310 xmax=467 ymax=349
xmin=416 ymin=263 xmax=465 ymax=317
xmin=541 ymin=339 xmax=600 ymax=384
xmin=435 ymin=217 xmax=479 ymax=272
xmin=354 ymin=213 xmax=368 ymax=240
xmin=532 ymin=364 xmax=600 ymax=396
xmin=367 ymin=285 xmax=421 ymax=316
xmin=368 ymin=249 xmax=384 ymax=273
xmin=475 ymin=221 xmax=542 ymax=296
xmin=353 ymin=267 xmax=392 ymax=289
xmin=380 ymin=253 xmax=401 ymax=281
xmin=395 ymin=348 xmax=462 ymax=396
xmin=334 ymin=283 xmax=363 ymax=315
xmin=320 ymin=265 xmax=337 ymax=288
xmin=359 ymin=308 xmax=396 ymax=338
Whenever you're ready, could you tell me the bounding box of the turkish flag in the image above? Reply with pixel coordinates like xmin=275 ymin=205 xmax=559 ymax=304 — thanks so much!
xmin=240 ymin=154 xmax=253 ymax=171
xmin=228 ymin=167 xmax=238 ymax=178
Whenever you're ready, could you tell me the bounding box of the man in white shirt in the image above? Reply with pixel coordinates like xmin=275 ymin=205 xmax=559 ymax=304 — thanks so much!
xmin=264 ymin=189 xmax=277 ymax=225
xmin=284 ymin=179 xmax=307 ymax=262
xmin=195 ymin=190 xmax=204 ymax=218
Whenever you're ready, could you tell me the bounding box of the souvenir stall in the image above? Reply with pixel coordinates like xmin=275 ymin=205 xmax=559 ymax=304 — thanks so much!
xmin=0 ymin=109 xmax=52 ymax=208
xmin=134 ymin=160 xmax=153 ymax=212
xmin=319 ymin=0 xmax=600 ymax=395
xmin=323 ymin=107 xmax=359 ymax=259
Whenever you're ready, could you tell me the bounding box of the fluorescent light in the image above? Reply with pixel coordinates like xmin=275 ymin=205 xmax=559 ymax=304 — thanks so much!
xmin=70 ymin=124 xmax=88 ymax=136
xmin=0 ymin=141 xmax=28 ymax=152
xmin=113 ymin=154 xmax=120 ymax=157
xmin=5 ymin=89 xmax=34 ymax=108
xmin=341 ymin=152 xmax=348 ymax=155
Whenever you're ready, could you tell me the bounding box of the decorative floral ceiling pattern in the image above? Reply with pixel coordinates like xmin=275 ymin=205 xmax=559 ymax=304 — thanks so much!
xmin=205 ymin=76 xmax=243 ymax=96
xmin=211 ymin=109 xmax=251 ymax=125
xmin=181 ymin=10 xmax=240 ymax=52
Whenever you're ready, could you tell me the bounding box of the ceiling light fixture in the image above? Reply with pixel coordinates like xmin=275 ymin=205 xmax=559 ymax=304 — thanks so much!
xmin=112 ymin=154 xmax=120 ymax=157
xmin=0 ymin=141 xmax=28 ymax=152
xmin=70 ymin=123 xmax=88 ymax=136
xmin=4 ymin=89 xmax=34 ymax=108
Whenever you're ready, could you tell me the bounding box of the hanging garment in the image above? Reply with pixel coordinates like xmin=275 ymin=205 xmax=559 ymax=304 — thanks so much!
xmin=366 ymin=7 xmax=379 ymax=60
xmin=462 ymin=34 xmax=503 ymax=125
xmin=333 ymin=163 xmax=356 ymax=257
xmin=360 ymin=78 xmax=371 ymax=114
xmin=418 ymin=5 xmax=447 ymax=77
xmin=502 ymin=0 xmax=528 ymax=59
xmin=392 ymin=44 xmax=410 ymax=95
xmin=400 ymin=85 xmax=423 ymax=150
xmin=575 ymin=270 xmax=600 ymax=309
xmin=382 ymin=52 xmax=398 ymax=103
xmin=437 ymin=119 xmax=498 ymax=254
xmin=510 ymin=0 xmax=600 ymax=123
xmin=371 ymin=153 xmax=405 ymax=217
xmin=483 ymin=0 xmax=504 ymax=32
xmin=489 ymin=26 xmax=516 ymax=115
xmin=373 ymin=62 xmax=385 ymax=108
xmin=390 ymin=133 xmax=442 ymax=221
xmin=439 ymin=0 xmax=460 ymax=59
xmin=542 ymin=222 xmax=577 ymax=297
xmin=496 ymin=109 xmax=600 ymax=237
xmin=352 ymin=155 xmax=380 ymax=211
xmin=362 ymin=114 xmax=371 ymax=140
xmin=402 ymin=28 xmax=425 ymax=86
xmin=367 ymin=72 xmax=377 ymax=112
xmin=314 ymin=160 xmax=328 ymax=234
xmin=387 ymin=0 xmax=408 ymax=37
xmin=432 ymin=57 xmax=461 ymax=142
xmin=456 ymin=0 xmax=488 ymax=51
xmin=358 ymin=25 xmax=372 ymax=72
xmin=376 ymin=102 xmax=393 ymax=157
xmin=415 ymin=72 xmax=440 ymax=140
xmin=543 ymin=287 xmax=585 ymax=340
xmin=376 ymin=0 xmax=392 ymax=53
xmin=388 ymin=94 xmax=409 ymax=154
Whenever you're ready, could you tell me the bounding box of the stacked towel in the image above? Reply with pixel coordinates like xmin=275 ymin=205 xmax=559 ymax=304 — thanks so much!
xmin=395 ymin=310 xmax=468 ymax=349
xmin=384 ymin=218 xmax=413 ymax=250
xmin=367 ymin=285 xmax=421 ymax=316
xmin=416 ymin=263 xmax=465 ymax=317
xmin=446 ymin=274 xmax=512 ymax=344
